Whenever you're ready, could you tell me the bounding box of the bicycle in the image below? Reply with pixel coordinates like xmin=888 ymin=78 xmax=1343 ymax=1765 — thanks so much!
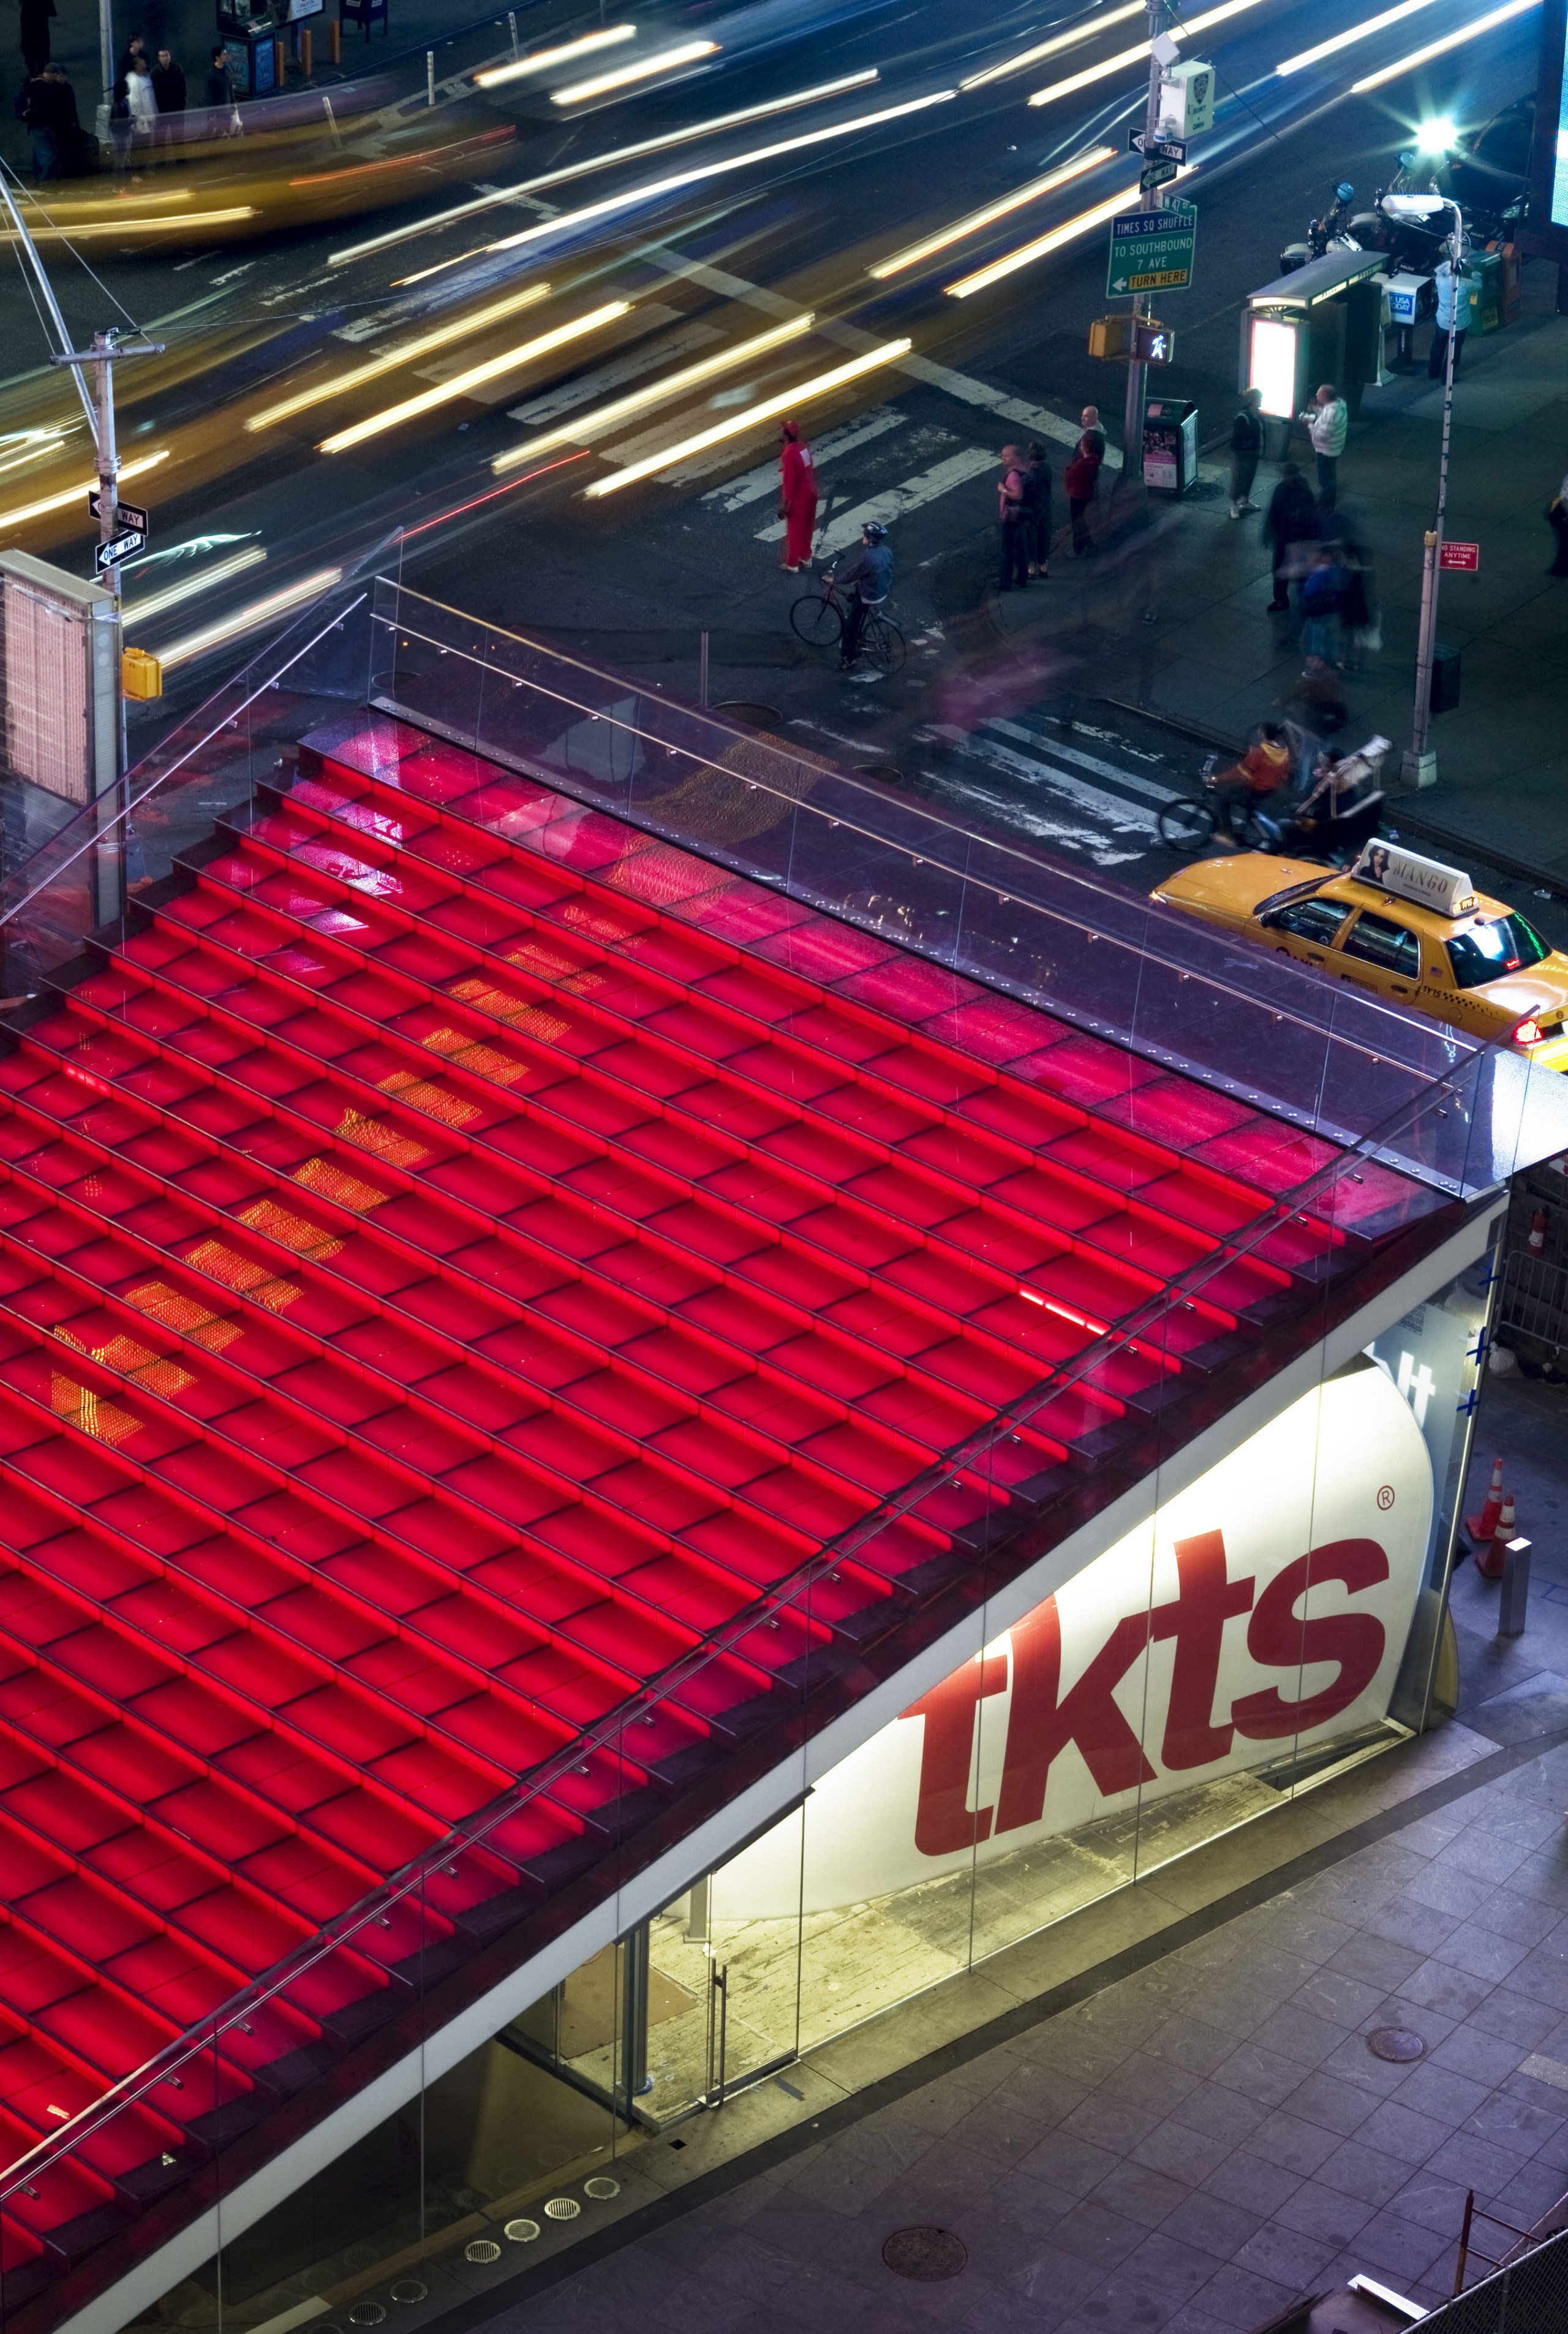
xmin=790 ymin=565 xmax=907 ymax=674
xmin=1156 ymin=755 xmax=1284 ymax=853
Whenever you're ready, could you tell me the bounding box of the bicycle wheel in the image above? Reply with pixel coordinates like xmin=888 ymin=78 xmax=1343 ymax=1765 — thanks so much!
xmin=1156 ymin=796 xmax=1216 ymax=850
xmin=790 ymin=591 xmax=842 ymax=648
xmin=862 ymin=613 xmax=907 ymax=674
xmin=1239 ymin=803 xmax=1284 ymax=852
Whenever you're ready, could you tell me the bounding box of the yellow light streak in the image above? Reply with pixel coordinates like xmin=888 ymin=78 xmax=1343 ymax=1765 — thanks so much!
xmin=869 ymin=145 xmax=1116 ymax=278
xmin=1028 ymin=0 xmax=1270 ymax=107
xmin=1349 ymin=0 xmax=1538 ymax=89
xmin=1276 ymin=0 xmax=1441 ymax=74
xmin=553 ymin=38 xmax=717 ymax=104
xmin=123 ymin=548 xmax=268 ymax=625
xmin=473 ymin=25 xmax=636 ymax=88
xmin=584 ymin=339 xmax=911 ymax=497
xmin=158 ymin=570 xmax=344 ymax=671
xmin=0 ymin=450 xmax=169 ymax=532
xmin=318 ymin=303 xmax=631 ymax=453
xmin=5 ymin=209 xmax=256 ymax=238
xmin=330 ymin=71 xmax=881 ymax=266
xmin=492 ymin=313 xmax=816 ymax=470
xmin=945 ymin=168 xmax=1196 ymax=298
xmin=960 ymin=3 xmax=1147 ymax=89
xmin=0 ymin=434 xmax=66 ymax=480
xmin=245 ymin=282 xmax=551 ymax=432
xmin=484 ymin=91 xmax=958 ymax=260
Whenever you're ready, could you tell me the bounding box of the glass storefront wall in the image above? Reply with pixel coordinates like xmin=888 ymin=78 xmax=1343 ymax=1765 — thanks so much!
xmin=132 ymin=1254 xmax=1490 ymax=2334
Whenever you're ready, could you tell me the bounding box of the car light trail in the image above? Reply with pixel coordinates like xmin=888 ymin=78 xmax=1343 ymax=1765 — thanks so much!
xmin=317 ymin=302 xmax=631 ymax=452
xmin=960 ymin=2 xmax=1147 ymax=89
xmin=584 ymin=339 xmax=912 ymax=496
xmin=331 ymin=71 xmax=881 ymax=266
xmin=552 ymin=39 xmax=718 ymax=105
xmin=1276 ymin=0 xmax=1442 ymax=74
xmin=473 ymin=26 xmax=636 ymax=88
xmin=0 ymin=449 xmax=168 ymax=531
xmin=1349 ymin=0 xmax=1539 ymax=89
xmin=869 ymin=146 xmax=1117 ymax=278
xmin=946 ymin=167 xmax=1196 ymax=296
xmin=399 ymin=450 xmax=591 ymax=540
xmin=1029 ymin=0 xmax=1271 ymax=107
xmin=123 ymin=547 xmax=268 ymax=624
xmin=157 ymin=570 xmax=344 ymax=671
xmin=483 ymin=91 xmax=959 ymax=259
xmin=245 ymin=282 xmax=552 ymax=431
xmin=492 ymin=314 xmax=816 ymax=469
xmin=0 ymin=432 xmax=66 ymax=479
xmin=6 ymin=209 xmax=256 ymax=238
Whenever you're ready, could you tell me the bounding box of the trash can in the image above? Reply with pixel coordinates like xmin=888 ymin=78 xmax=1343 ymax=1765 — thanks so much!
xmin=1468 ymin=250 xmax=1504 ymax=333
xmin=1143 ymin=398 xmax=1197 ymax=494
xmin=1430 ymin=642 xmax=1461 ymax=714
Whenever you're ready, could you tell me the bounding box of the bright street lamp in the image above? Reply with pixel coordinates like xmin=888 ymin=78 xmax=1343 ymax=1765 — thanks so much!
xmin=1414 ymin=115 xmax=1456 ymax=152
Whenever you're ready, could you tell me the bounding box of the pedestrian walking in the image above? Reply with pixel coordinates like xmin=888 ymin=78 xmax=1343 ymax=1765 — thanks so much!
xmin=23 ymin=58 xmax=74 ymax=177
xmin=1299 ymin=383 xmax=1348 ymax=508
xmin=778 ymin=419 xmax=817 ymax=573
xmin=17 ymin=0 xmax=53 ymax=77
xmin=1548 ymin=469 xmax=1568 ymax=577
xmin=1297 ymin=544 xmax=1345 ymax=667
xmin=1023 ymin=441 xmax=1051 ymax=576
xmin=1428 ymin=255 xmax=1473 ymax=379
xmin=205 ymin=42 xmax=236 ymax=129
xmin=997 ymin=445 xmax=1030 ymax=591
xmin=1263 ymin=463 xmax=1320 ymax=612
xmin=1065 ymin=406 xmax=1106 ymax=557
xmin=834 ymin=521 xmax=893 ymax=672
xmin=1229 ymin=387 xmax=1264 ymax=518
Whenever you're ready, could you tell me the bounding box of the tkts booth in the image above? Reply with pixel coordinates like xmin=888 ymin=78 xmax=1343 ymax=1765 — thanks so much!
xmin=5 ymin=582 xmax=1568 ymax=2334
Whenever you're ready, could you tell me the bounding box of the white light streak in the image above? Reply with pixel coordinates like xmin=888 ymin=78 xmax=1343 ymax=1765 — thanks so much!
xmin=473 ymin=26 xmax=636 ymax=88
xmin=244 ymin=283 xmax=551 ymax=431
xmin=1276 ymin=0 xmax=1441 ymax=75
xmin=0 ymin=450 xmax=169 ymax=532
xmin=552 ymin=38 xmax=717 ymax=105
xmin=1349 ymin=0 xmax=1539 ymax=90
xmin=318 ymin=303 xmax=631 ymax=452
xmin=869 ymin=146 xmax=1116 ymax=278
xmin=960 ymin=2 xmax=1147 ymax=89
xmin=157 ymin=570 xmax=343 ymax=671
xmin=945 ymin=168 xmax=1196 ymax=298
xmin=1028 ymin=0 xmax=1270 ymax=108
xmin=124 ymin=548 xmax=268 ymax=625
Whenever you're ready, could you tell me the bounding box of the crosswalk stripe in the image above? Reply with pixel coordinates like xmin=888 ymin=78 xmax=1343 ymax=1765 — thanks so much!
xmin=758 ymin=447 xmax=997 ymax=550
xmin=983 ymin=718 xmax=1182 ymax=802
xmin=701 ymin=406 xmax=905 ymax=511
xmin=506 ymin=315 xmax=720 ymax=425
xmin=897 ymin=355 xmax=1124 ymax=467
xmin=955 ymin=733 xmax=1163 ymax=843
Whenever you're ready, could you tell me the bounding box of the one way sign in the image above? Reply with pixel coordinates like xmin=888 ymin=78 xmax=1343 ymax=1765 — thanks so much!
xmin=95 ymin=529 xmax=145 ymax=574
xmin=88 ymin=490 xmax=149 ymax=534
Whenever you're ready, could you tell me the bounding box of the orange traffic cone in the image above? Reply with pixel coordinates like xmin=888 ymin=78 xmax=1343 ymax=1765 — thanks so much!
xmin=1479 ymin=1493 xmax=1516 ymax=1581
xmin=1467 ymin=1456 xmax=1504 ymax=1544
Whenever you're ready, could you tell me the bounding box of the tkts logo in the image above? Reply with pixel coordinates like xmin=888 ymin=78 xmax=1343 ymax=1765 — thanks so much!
xmin=905 ymin=1531 xmax=1390 ymax=1857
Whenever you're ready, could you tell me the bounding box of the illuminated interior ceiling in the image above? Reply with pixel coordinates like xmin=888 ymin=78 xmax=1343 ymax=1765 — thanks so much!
xmin=0 ymin=706 xmax=1471 ymax=2330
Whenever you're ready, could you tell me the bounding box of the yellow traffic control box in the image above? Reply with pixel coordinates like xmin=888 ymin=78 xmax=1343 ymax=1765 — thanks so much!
xmin=122 ymin=647 xmax=162 ymax=700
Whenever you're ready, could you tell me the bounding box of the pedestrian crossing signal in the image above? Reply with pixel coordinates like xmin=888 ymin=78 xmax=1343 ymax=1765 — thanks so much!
xmin=1088 ymin=317 xmax=1175 ymax=363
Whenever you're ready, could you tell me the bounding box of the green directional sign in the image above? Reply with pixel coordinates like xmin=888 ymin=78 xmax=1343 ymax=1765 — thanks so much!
xmin=1107 ymin=200 xmax=1197 ymax=297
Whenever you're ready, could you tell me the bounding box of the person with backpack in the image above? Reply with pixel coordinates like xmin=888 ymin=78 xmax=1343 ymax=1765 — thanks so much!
xmin=1023 ymin=441 xmax=1051 ymax=577
xmin=997 ymin=445 xmax=1030 ymax=590
xmin=1229 ymin=387 xmax=1264 ymax=519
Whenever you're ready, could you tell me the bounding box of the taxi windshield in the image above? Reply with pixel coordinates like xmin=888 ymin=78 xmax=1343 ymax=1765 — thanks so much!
xmin=1446 ymin=912 xmax=1550 ymax=989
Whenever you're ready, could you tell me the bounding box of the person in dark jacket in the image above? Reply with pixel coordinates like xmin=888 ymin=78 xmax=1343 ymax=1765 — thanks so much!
xmin=997 ymin=445 xmax=1030 ymax=591
xmin=18 ymin=0 xmax=54 ymax=78
xmin=1064 ymin=405 xmax=1105 ymax=556
xmin=151 ymin=47 xmax=184 ymax=145
xmin=1263 ymin=463 xmax=1319 ymax=613
xmin=835 ymin=521 xmax=893 ymax=671
xmin=24 ymin=58 xmax=74 ymax=177
xmin=1229 ymin=387 xmax=1264 ymax=518
xmin=1023 ymin=441 xmax=1051 ymax=576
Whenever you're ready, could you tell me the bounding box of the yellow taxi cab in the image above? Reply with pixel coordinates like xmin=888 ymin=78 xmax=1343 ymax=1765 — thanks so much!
xmin=1152 ymin=840 xmax=1568 ymax=1070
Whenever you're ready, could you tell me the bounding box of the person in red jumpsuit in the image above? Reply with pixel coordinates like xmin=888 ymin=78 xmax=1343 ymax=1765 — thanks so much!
xmin=778 ymin=420 xmax=818 ymax=572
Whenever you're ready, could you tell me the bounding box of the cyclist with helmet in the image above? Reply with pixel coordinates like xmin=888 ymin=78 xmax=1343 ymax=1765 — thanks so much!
xmin=833 ymin=521 xmax=894 ymax=671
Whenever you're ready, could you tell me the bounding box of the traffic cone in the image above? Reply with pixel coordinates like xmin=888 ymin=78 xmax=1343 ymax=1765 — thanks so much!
xmin=1467 ymin=1456 xmax=1504 ymax=1544
xmin=1479 ymin=1492 xmax=1516 ymax=1582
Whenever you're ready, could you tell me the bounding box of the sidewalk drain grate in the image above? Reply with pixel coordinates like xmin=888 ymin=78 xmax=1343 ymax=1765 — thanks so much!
xmin=389 ymin=2283 xmax=426 ymax=2305
xmin=464 ymin=2240 xmax=501 ymax=2265
xmin=584 ymin=2177 xmax=620 ymax=2199
xmin=504 ymin=2219 xmax=540 ymax=2243
xmin=348 ymin=2307 xmax=386 ymax=2326
xmin=883 ymin=2227 xmax=967 ymax=2281
xmin=1368 ymin=2027 xmax=1427 ymax=2062
xmin=544 ymin=2197 xmax=581 ymax=2221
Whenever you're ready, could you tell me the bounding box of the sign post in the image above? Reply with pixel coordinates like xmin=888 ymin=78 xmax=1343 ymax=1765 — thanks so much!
xmin=1120 ymin=0 xmax=1171 ymax=489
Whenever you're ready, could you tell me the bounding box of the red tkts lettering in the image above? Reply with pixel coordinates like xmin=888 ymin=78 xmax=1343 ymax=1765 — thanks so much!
xmin=909 ymin=1531 xmax=1387 ymax=1850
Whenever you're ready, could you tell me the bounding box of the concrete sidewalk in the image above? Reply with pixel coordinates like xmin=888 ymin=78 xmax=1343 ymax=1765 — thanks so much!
xmin=434 ymin=1372 xmax=1568 ymax=2334
xmin=990 ymin=257 xmax=1568 ymax=888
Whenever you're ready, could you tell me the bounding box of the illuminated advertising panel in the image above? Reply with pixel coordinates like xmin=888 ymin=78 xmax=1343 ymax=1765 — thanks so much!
xmin=1248 ymin=314 xmax=1300 ymax=417
xmin=1526 ymin=0 xmax=1568 ymax=257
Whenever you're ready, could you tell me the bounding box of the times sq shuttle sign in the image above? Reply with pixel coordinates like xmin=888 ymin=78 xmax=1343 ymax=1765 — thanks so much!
xmin=716 ymin=1369 xmax=1432 ymax=1916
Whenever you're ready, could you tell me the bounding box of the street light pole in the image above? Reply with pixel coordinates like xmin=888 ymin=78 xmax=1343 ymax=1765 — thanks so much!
xmin=1401 ymin=196 xmax=1463 ymax=791
xmin=1121 ymin=0 xmax=1167 ymax=489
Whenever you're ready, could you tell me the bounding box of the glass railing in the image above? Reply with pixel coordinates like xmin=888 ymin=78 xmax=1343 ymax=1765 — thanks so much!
xmin=1 ymin=572 xmax=1565 ymax=2327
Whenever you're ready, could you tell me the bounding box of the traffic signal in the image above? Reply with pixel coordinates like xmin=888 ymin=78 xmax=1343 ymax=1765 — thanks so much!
xmin=1088 ymin=316 xmax=1175 ymax=362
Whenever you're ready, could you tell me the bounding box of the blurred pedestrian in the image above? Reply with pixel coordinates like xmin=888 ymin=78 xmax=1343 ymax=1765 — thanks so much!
xmin=115 ymin=32 xmax=148 ymax=80
xmin=1023 ymin=441 xmax=1051 ymax=576
xmin=1229 ymin=386 xmax=1264 ymax=518
xmin=1065 ymin=406 xmax=1105 ymax=557
xmin=1263 ymin=462 xmax=1319 ymax=613
xmin=778 ymin=418 xmax=817 ymax=572
xmin=1209 ymin=722 xmax=1292 ymax=835
xmin=205 ymin=42 xmax=235 ymax=128
xmin=1428 ymin=255 xmax=1472 ymax=379
xmin=123 ymin=56 xmax=157 ymax=159
xmin=1548 ymin=469 xmax=1568 ymax=577
xmin=997 ymin=444 xmax=1030 ymax=590
xmin=1327 ymin=507 xmax=1378 ymax=666
xmin=1297 ymin=544 xmax=1345 ymax=667
xmin=23 ymin=58 xmax=74 ymax=177
xmin=1299 ymin=382 xmax=1347 ymax=507
xmin=18 ymin=0 xmax=53 ymax=77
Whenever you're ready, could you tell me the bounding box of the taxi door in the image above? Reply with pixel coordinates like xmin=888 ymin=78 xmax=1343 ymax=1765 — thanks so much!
xmin=1256 ymin=893 xmax=1352 ymax=971
xmin=1330 ymin=908 xmax=1423 ymax=1003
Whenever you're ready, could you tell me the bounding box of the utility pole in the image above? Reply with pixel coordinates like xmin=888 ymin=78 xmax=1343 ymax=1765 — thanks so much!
xmin=1403 ymin=200 xmax=1463 ymax=790
xmin=1121 ymin=0 xmax=1168 ymax=492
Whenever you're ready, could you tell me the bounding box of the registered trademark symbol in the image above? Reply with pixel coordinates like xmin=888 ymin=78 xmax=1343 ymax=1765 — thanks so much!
xmin=1377 ymin=1486 xmax=1395 ymax=1511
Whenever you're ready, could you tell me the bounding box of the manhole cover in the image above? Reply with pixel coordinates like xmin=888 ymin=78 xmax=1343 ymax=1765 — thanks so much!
xmin=543 ymin=2197 xmax=581 ymax=2221
xmin=348 ymin=2307 xmax=386 ymax=2327
xmin=1368 ymin=2026 xmax=1427 ymax=2063
xmin=583 ymin=2177 xmax=620 ymax=2200
xmin=504 ymin=2218 xmax=540 ymax=2243
xmin=463 ymin=2240 xmax=501 ymax=2265
xmin=389 ymin=2283 xmax=426 ymax=2305
xmin=882 ymin=2227 xmax=967 ymax=2281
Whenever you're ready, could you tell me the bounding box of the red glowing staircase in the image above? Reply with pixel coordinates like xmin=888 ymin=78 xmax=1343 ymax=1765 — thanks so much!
xmin=0 ymin=711 xmax=1453 ymax=2322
